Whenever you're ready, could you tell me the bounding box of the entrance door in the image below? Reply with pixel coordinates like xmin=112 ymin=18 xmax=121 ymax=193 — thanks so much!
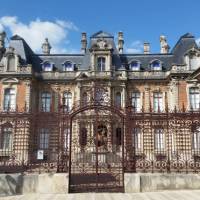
xmin=69 ymin=107 xmax=124 ymax=193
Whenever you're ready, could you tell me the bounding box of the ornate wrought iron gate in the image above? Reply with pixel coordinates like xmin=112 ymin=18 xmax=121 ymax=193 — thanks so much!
xmin=68 ymin=106 xmax=124 ymax=193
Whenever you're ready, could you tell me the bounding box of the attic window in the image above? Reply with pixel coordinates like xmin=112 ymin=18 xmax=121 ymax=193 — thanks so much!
xmin=63 ymin=62 xmax=73 ymax=71
xmin=42 ymin=61 xmax=52 ymax=72
xmin=97 ymin=57 xmax=106 ymax=71
xmin=7 ymin=55 xmax=15 ymax=72
xmin=130 ymin=61 xmax=140 ymax=71
xmin=151 ymin=60 xmax=162 ymax=71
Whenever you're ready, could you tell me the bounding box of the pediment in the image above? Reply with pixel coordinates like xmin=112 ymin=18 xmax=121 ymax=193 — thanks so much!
xmin=1 ymin=77 xmax=19 ymax=84
xmin=76 ymin=72 xmax=89 ymax=80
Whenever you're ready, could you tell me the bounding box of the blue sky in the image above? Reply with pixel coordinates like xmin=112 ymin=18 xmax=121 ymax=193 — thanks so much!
xmin=0 ymin=0 xmax=200 ymax=54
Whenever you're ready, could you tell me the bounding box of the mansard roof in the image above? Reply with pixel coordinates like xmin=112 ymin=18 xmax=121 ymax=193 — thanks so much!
xmin=9 ymin=35 xmax=34 ymax=65
xmin=172 ymin=33 xmax=198 ymax=65
xmin=120 ymin=54 xmax=174 ymax=70
xmin=3 ymin=31 xmax=200 ymax=73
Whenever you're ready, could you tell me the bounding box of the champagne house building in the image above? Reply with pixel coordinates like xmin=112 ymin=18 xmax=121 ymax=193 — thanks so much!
xmin=0 ymin=30 xmax=200 ymax=192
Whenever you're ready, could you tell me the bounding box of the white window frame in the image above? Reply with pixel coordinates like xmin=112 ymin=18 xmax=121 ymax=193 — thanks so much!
xmin=130 ymin=61 xmax=140 ymax=71
xmin=153 ymin=92 xmax=163 ymax=112
xmin=63 ymin=92 xmax=72 ymax=112
xmin=41 ymin=92 xmax=51 ymax=112
xmin=192 ymin=127 xmax=200 ymax=151
xmin=3 ymin=88 xmax=16 ymax=111
xmin=97 ymin=57 xmax=106 ymax=71
xmin=1 ymin=126 xmax=13 ymax=150
xmin=39 ymin=128 xmax=49 ymax=149
xmin=154 ymin=128 xmax=165 ymax=151
xmin=64 ymin=128 xmax=70 ymax=150
xmin=151 ymin=60 xmax=162 ymax=71
xmin=42 ymin=61 xmax=53 ymax=72
xmin=63 ymin=61 xmax=74 ymax=71
xmin=189 ymin=87 xmax=200 ymax=110
xmin=132 ymin=128 xmax=142 ymax=150
xmin=132 ymin=92 xmax=141 ymax=112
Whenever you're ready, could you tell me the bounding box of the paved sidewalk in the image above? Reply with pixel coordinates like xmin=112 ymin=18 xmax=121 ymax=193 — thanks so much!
xmin=1 ymin=190 xmax=200 ymax=200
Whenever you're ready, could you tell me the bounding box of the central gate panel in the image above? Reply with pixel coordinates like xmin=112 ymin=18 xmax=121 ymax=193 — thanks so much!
xmin=69 ymin=107 xmax=124 ymax=193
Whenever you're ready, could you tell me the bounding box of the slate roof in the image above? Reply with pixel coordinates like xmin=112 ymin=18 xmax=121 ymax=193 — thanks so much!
xmin=120 ymin=54 xmax=174 ymax=71
xmin=171 ymin=33 xmax=198 ymax=64
xmin=7 ymin=31 xmax=199 ymax=72
xmin=9 ymin=35 xmax=34 ymax=65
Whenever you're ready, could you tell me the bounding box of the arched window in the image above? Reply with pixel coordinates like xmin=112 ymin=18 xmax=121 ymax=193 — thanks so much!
xmin=4 ymin=88 xmax=16 ymax=111
xmin=63 ymin=61 xmax=73 ymax=71
xmin=151 ymin=60 xmax=161 ymax=71
xmin=97 ymin=57 xmax=106 ymax=71
xmin=1 ymin=125 xmax=13 ymax=150
xmin=79 ymin=127 xmax=87 ymax=147
xmin=42 ymin=61 xmax=52 ymax=71
xmin=41 ymin=92 xmax=51 ymax=112
xmin=130 ymin=61 xmax=140 ymax=71
xmin=115 ymin=92 xmax=122 ymax=108
xmin=7 ymin=55 xmax=15 ymax=72
xmin=63 ymin=92 xmax=72 ymax=112
xmin=189 ymin=87 xmax=200 ymax=110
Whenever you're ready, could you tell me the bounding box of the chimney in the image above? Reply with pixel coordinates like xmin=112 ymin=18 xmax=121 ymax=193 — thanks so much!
xmin=0 ymin=31 xmax=6 ymax=49
xmin=160 ymin=35 xmax=170 ymax=54
xmin=118 ymin=31 xmax=124 ymax=54
xmin=42 ymin=38 xmax=51 ymax=54
xmin=144 ymin=42 xmax=150 ymax=54
xmin=81 ymin=32 xmax=87 ymax=53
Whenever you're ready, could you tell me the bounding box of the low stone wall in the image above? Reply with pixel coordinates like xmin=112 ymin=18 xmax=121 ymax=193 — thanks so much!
xmin=0 ymin=173 xmax=68 ymax=196
xmin=125 ymin=173 xmax=200 ymax=193
xmin=1 ymin=173 xmax=200 ymax=196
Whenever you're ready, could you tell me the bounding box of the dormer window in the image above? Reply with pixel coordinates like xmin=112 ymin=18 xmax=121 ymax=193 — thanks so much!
xmin=63 ymin=61 xmax=73 ymax=71
xmin=7 ymin=55 xmax=16 ymax=72
xmin=42 ymin=61 xmax=52 ymax=72
xmin=151 ymin=60 xmax=162 ymax=71
xmin=130 ymin=61 xmax=140 ymax=71
xmin=97 ymin=57 xmax=106 ymax=71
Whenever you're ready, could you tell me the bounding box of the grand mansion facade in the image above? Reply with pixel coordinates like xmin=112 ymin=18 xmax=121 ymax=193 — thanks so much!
xmin=0 ymin=30 xmax=200 ymax=192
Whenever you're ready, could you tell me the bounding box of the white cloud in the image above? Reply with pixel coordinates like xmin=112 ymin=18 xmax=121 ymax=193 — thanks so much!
xmin=0 ymin=16 xmax=79 ymax=53
xmin=125 ymin=40 xmax=143 ymax=53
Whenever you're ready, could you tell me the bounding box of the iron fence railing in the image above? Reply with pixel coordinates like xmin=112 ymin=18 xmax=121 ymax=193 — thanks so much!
xmin=0 ymin=106 xmax=199 ymax=174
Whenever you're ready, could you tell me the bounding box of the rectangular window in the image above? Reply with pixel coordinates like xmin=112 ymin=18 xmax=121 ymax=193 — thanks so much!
xmin=63 ymin=92 xmax=72 ymax=112
xmin=133 ymin=128 xmax=142 ymax=150
xmin=1 ymin=127 xmax=12 ymax=149
xmin=192 ymin=128 xmax=200 ymax=150
xmin=189 ymin=88 xmax=200 ymax=110
xmin=4 ymin=88 xmax=16 ymax=111
xmin=154 ymin=129 xmax=165 ymax=151
xmin=64 ymin=128 xmax=70 ymax=150
xmin=115 ymin=92 xmax=122 ymax=108
xmin=39 ymin=128 xmax=49 ymax=149
xmin=153 ymin=92 xmax=163 ymax=112
xmin=132 ymin=92 xmax=141 ymax=112
xmin=41 ymin=92 xmax=51 ymax=112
